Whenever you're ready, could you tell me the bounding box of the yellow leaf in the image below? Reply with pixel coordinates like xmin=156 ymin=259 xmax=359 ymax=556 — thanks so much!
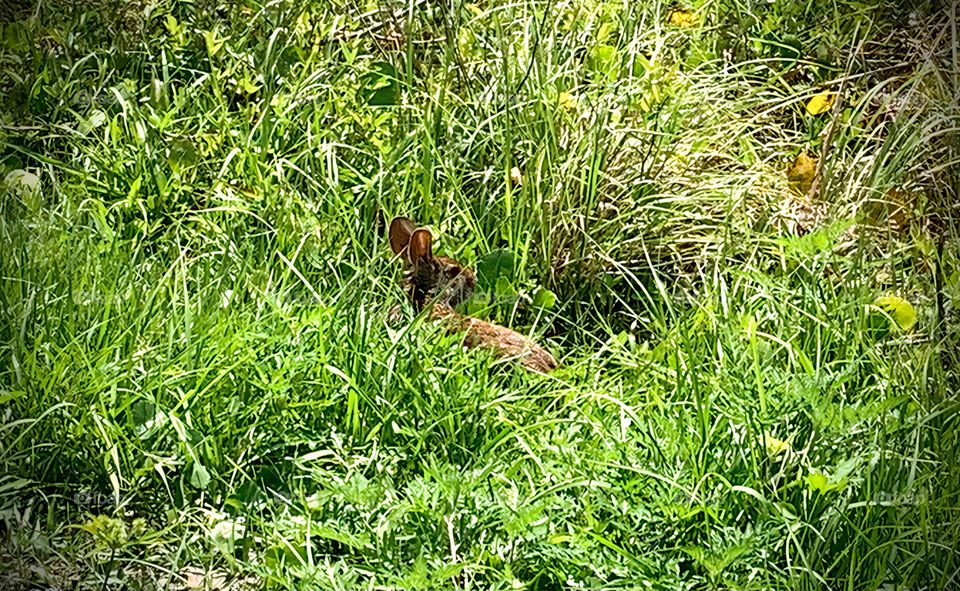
xmin=557 ymin=91 xmax=578 ymax=111
xmin=872 ymin=295 xmax=917 ymax=332
xmin=667 ymin=9 xmax=696 ymax=27
xmin=805 ymin=92 xmax=836 ymax=115
xmin=763 ymin=432 xmax=791 ymax=457
xmin=807 ymin=471 xmax=830 ymax=493
xmin=786 ymin=152 xmax=817 ymax=195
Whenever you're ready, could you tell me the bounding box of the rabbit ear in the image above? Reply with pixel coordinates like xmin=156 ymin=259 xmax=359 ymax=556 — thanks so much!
xmin=389 ymin=216 xmax=417 ymax=256
xmin=409 ymin=228 xmax=433 ymax=263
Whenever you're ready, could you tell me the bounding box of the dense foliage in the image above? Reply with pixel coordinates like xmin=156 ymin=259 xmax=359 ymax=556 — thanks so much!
xmin=1 ymin=0 xmax=958 ymax=589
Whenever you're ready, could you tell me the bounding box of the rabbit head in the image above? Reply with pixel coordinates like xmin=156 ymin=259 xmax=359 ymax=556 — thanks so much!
xmin=389 ymin=216 xmax=476 ymax=311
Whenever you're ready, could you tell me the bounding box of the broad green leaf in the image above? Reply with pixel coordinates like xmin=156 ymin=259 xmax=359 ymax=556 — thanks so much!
xmin=832 ymin=456 xmax=859 ymax=482
xmin=312 ymin=524 xmax=371 ymax=550
xmin=202 ymin=29 xmax=224 ymax=58
xmin=190 ymin=462 xmax=211 ymax=489
xmin=588 ymin=44 xmax=619 ymax=79
xmin=168 ymin=138 xmax=198 ymax=172
xmin=532 ymin=287 xmax=557 ymax=310
xmin=761 ymin=32 xmax=802 ymax=60
xmin=164 ymin=15 xmax=181 ymax=36
xmin=494 ymin=276 xmax=516 ymax=298
xmin=0 ymin=390 xmax=25 ymax=405
xmin=3 ymin=22 xmax=30 ymax=51
xmin=360 ymin=61 xmax=399 ymax=106
xmin=131 ymin=399 xmax=155 ymax=425
xmin=778 ymin=35 xmax=803 ymax=60
xmin=596 ymin=21 xmax=616 ymax=43
xmin=235 ymin=74 xmax=260 ymax=96
xmin=476 ymin=248 xmax=516 ymax=290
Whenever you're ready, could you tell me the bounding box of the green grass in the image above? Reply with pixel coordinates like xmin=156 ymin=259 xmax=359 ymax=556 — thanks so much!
xmin=1 ymin=0 xmax=958 ymax=589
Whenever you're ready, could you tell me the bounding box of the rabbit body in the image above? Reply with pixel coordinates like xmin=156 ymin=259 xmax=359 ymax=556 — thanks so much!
xmin=390 ymin=217 xmax=557 ymax=373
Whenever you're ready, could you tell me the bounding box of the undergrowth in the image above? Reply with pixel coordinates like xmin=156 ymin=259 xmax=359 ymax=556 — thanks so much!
xmin=1 ymin=0 xmax=958 ymax=589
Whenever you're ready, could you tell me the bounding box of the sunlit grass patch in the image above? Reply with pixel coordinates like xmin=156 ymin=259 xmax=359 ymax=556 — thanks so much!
xmin=1 ymin=0 xmax=957 ymax=589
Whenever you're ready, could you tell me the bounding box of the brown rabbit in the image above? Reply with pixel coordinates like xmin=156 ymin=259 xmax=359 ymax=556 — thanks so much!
xmin=389 ymin=216 xmax=558 ymax=373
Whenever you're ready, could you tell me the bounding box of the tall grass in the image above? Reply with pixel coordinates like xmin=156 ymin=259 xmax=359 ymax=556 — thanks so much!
xmin=1 ymin=0 xmax=957 ymax=589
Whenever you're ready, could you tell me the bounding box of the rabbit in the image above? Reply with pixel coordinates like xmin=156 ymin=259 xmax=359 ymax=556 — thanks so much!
xmin=389 ymin=216 xmax=558 ymax=374
xmin=389 ymin=216 xmax=477 ymax=310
